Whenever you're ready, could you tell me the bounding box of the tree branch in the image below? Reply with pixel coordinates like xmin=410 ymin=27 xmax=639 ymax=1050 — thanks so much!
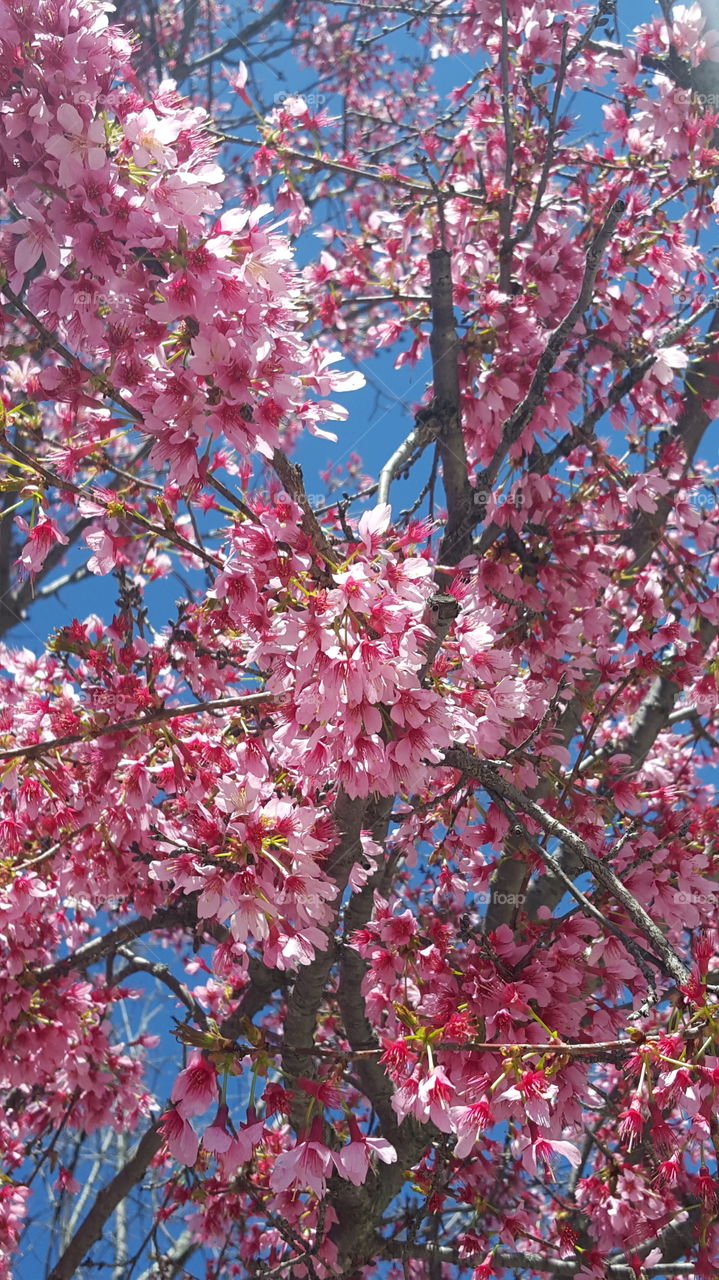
xmin=36 ymin=902 xmax=204 ymax=982
xmin=182 ymin=0 xmax=294 ymax=74
xmin=0 ymin=691 xmax=275 ymax=764
xmin=382 ymin=1240 xmax=696 ymax=1276
xmin=474 ymin=197 xmax=625 ymax=514
xmin=444 ymin=748 xmax=691 ymax=987
xmin=281 ymin=788 xmax=368 ymax=1124
xmin=46 ymin=1120 xmax=163 ymax=1280
xmin=426 ymin=248 xmax=472 ymax=565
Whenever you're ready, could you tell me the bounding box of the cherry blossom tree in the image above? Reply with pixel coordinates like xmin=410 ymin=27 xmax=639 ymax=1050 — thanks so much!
xmin=1 ymin=0 xmax=719 ymax=1278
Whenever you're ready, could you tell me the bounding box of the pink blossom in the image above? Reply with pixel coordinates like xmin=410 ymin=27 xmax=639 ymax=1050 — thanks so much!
xmin=217 ymin=1115 xmax=265 ymax=1178
xmin=85 ymin=526 xmax=122 ymax=575
xmin=159 ymin=1108 xmax=199 ymax=1166
xmin=227 ymin=60 xmax=252 ymax=107
xmin=170 ymin=1053 xmax=218 ymax=1118
xmin=651 ymin=344 xmax=690 ymax=385
xmin=618 ymin=1099 xmax=645 ymax=1150
xmin=123 ymin=108 xmax=182 ymax=168
xmin=625 ymin=473 xmax=672 ymax=513
xmin=357 ymin=503 xmax=392 ymax=553
xmin=515 ymin=1131 xmax=582 ymax=1178
xmin=1 ymin=0 xmax=719 ymax=1269
xmin=45 ymin=103 xmax=107 ymax=185
xmin=269 ymin=1118 xmax=336 ymax=1198
xmin=334 ymin=1118 xmax=397 ymax=1186
xmin=55 ymin=1166 xmax=81 ymax=1194
xmin=203 ymin=1104 xmax=233 ymax=1155
xmin=11 ymin=209 xmax=61 ymax=282
xmin=450 ymin=1100 xmax=495 ymax=1158
xmin=15 ymin=517 xmax=68 ymax=574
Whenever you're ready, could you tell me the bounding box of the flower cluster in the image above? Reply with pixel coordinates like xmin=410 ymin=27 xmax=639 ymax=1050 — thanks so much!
xmin=0 ymin=0 xmax=362 ymax=577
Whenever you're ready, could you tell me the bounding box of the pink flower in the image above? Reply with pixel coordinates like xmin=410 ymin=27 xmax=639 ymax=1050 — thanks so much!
xmin=417 ymin=1065 xmax=456 ymax=1132
xmin=618 ymin=1098 xmax=645 ymax=1150
xmin=227 ymin=60 xmax=252 ymax=107
xmin=269 ymin=1117 xmax=335 ymax=1198
xmin=651 ymin=344 xmax=689 ymax=386
xmin=625 ymin=472 xmax=672 ymax=513
xmin=504 ymin=1068 xmax=557 ymax=1126
xmin=334 ymin=1118 xmax=397 ymax=1186
xmin=159 ymin=1107 xmax=199 ymax=1166
xmin=15 ymin=517 xmax=68 ymax=574
xmin=85 ymin=526 xmax=121 ymax=575
xmin=170 ymin=1052 xmax=218 ymax=1118
xmin=450 ymin=1100 xmax=495 ymax=1158
xmin=123 ymin=108 xmax=182 ymax=169
xmin=55 ymin=1166 xmax=81 ymax=1194
xmin=654 ymin=1156 xmax=681 ymax=1187
xmin=515 ymin=1131 xmax=581 ymax=1178
xmin=203 ymin=1104 xmax=233 ymax=1155
xmin=217 ymin=1114 xmax=265 ymax=1178
xmin=46 ymin=103 xmax=107 ymax=186
xmin=696 ymin=1165 xmax=717 ymax=1208
xmin=391 ymin=1063 xmax=456 ymax=1131
xmin=11 ymin=209 xmax=61 ymax=282
xmin=357 ymin=503 xmax=391 ymax=553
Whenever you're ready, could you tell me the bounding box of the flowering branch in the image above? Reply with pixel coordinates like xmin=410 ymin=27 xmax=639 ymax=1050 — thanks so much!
xmin=443 ymin=748 xmax=692 ymax=988
xmin=382 ymin=1241 xmax=696 ymax=1276
xmin=474 ymin=196 xmax=626 ymax=511
xmin=0 ymin=692 xmax=275 ymax=764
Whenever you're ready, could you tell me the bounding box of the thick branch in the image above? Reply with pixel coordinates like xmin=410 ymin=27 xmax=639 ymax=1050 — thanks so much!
xmin=428 ymin=248 xmax=472 ymax=565
xmin=335 ymin=798 xmax=396 ymax=1131
xmin=46 ymin=1120 xmax=163 ymax=1280
xmin=329 ymin=799 xmax=446 ymax=1268
xmin=281 ymin=788 xmax=367 ymax=1120
xmin=375 ymin=409 xmax=440 ymax=509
